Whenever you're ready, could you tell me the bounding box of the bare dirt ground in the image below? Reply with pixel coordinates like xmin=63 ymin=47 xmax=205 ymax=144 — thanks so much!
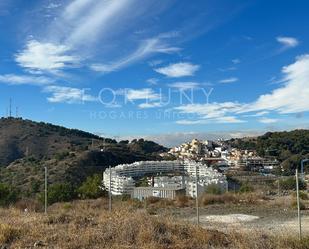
xmin=177 ymin=204 xmax=309 ymax=235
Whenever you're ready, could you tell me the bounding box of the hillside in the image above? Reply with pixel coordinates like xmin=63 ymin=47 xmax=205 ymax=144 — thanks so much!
xmin=0 ymin=118 xmax=167 ymax=194
xmin=227 ymin=129 xmax=309 ymax=174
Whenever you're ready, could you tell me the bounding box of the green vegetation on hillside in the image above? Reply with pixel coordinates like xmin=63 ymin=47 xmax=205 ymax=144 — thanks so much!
xmin=228 ymin=130 xmax=309 ymax=174
xmin=0 ymin=118 xmax=167 ymax=197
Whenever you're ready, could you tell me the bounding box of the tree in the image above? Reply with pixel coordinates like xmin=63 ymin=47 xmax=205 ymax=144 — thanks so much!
xmin=78 ymin=174 xmax=105 ymax=199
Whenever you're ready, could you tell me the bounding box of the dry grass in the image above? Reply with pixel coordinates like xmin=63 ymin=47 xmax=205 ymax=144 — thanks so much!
xmin=201 ymin=192 xmax=269 ymax=206
xmin=0 ymin=198 xmax=308 ymax=248
xmin=0 ymin=224 xmax=19 ymax=244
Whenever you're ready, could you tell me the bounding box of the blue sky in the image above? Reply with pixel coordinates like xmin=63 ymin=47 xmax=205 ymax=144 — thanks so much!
xmin=1 ymin=0 xmax=309 ymax=146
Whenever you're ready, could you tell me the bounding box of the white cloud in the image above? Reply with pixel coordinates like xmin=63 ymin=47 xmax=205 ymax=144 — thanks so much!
xmin=64 ymin=0 xmax=132 ymax=46
xmin=155 ymin=62 xmax=200 ymax=78
xmin=176 ymin=116 xmax=245 ymax=125
xmin=15 ymin=40 xmax=79 ymax=73
xmin=175 ymin=102 xmax=243 ymax=119
xmin=148 ymin=60 xmax=163 ymax=67
xmin=90 ymin=38 xmax=180 ymax=73
xmin=276 ymin=36 xmax=299 ymax=48
xmin=258 ymin=117 xmax=279 ymax=124
xmin=219 ymin=77 xmax=238 ymax=84
xmin=64 ymin=0 xmax=94 ymax=20
xmin=44 ymin=86 xmax=97 ymax=104
xmin=232 ymin=58 xmax=240 ymax=64
xmin=138 ymin=102 xmax=163 ymax=109
xmin=125 ymin=88 xmax=160 ymax=101
xmin=174 ymin=54 xmax=309 ymax=124
xmin=16 ymin=1 xmax=178 ymax=76
xmin=218 ymin=67 xmax=237 ymax=72
xmin=168 ymin=82 xmax=200 ymax=90
xmin=46 ymin=3 xmax=61 ymax=9
xmin=244 ymin=111 xmax=269 ymax=117
xmin=175 ymin=102 xmax=245 ymax=124
xmin=246 ymin=54 xmax=309 ymax=114
xmin=146 ymin=78 xmax=159 ymax=86
xmin=0 ymin=74 xmax=53 ymax=85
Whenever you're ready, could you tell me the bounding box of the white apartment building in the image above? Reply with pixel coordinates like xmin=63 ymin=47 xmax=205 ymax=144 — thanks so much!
xmin=103 ymin=160 xmax=228 ymax=198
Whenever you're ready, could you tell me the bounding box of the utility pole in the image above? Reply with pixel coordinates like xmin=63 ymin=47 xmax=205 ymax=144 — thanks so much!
xmin=296 ymin=167 xmax=302 ymax=240
xmin=195 ymin=165 xmax=199 ymax=225
xmin=44 ymin=166 xmax=48 ymax=214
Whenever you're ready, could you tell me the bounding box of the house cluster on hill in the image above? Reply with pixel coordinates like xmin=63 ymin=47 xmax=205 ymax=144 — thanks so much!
xmin=165 ymin=139 xmax=279 ymax=173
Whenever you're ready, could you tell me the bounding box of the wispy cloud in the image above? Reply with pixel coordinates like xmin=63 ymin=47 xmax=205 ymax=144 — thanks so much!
xmin=0 ymin=74 xmax=53 ymax=85
xmin=276 ymin=36 xmax=299 ymax=49
xmin=64 ymin=0 xmax=133 ymax=47
xmin=44 ymin=85 xmax=97 ymax=104
xmin=258 ymin=117 xmax=279 ymax=124
xmin=175 ymin=102 xmax=244 ymax=124
xmin=219 ymin=77 xmax=238 ymax=84
xmin=90 ymin=38 xmax=180 ymax=73
xmin=46 ymin=3 xmax=61 ymax=9
xmin=168 ymin=82 xmax=201 ymax=90
xmin=146 ymin=78 xmax=159 ymax=86
xmin=138 ymin=102 xmax=163 ymax=109
xmin=244 ymin=111 xmax=269 ymax=117
xmin=154 ymin=62 xmax=200 ymax=78
xmin=15 ymin=0 xmax=179 ymax=77
xmin=232 ymin=58 xmax=240 ymax=64
xmin=148 ymin=60 xmax=163 ymax=67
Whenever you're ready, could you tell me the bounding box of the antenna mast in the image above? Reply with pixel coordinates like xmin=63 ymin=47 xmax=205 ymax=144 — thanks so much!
xmin=9 ymin=98 xmax=12 ymax=117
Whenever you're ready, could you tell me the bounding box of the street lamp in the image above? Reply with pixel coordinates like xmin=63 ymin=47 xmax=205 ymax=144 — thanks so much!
xmin=301 ymin=159 xmax=309 ymax=181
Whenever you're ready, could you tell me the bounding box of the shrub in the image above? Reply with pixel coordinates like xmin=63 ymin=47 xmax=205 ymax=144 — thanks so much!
xmin=280 ymin=177 xmax=306 ymax=190
xmin=14 ymin=198 xmax=41 ymax=212
xmin=292 ymin=191 xmax=308 ymax=200
xmin=205 ymin=184 xmax=223 ymax=195
xmin=202 ymin=193 xmax=237 ymax=205
xmin=55 ymin=151 xmax=70 ymax=161
xmin=0 ymin=183 xmax=19 ymax=206
xmin=78 ymin=174 xmax=105 ymax=199
xmin=146 ymin=196 xmax=161 ymax=204
xmin=175 ymin=195 xmax=190 ymax=207
xmin=291 ymin=200 xmax=306 ymax=210
xmin=39 ymin=183 xmax=77 ymax=205
xmin=239 ymin=183 xmax=254 ymax=193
